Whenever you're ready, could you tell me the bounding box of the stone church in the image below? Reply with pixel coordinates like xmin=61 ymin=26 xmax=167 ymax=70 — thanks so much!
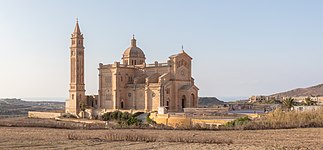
xmin=66 ymin=21 xmax=199 ymax=116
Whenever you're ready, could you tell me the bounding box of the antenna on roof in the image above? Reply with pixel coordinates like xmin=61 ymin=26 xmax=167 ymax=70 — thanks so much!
xmin=181 ymin=45 xmax=184 ymax=50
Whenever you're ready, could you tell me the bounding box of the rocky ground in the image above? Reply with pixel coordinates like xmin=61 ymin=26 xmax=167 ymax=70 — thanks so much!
xmin=0 ymin=127 xmax=322 ymax=149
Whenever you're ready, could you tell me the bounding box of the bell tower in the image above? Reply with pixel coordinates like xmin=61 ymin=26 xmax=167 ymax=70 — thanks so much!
xmin=67 ymin=19 xmax=86 ymax=115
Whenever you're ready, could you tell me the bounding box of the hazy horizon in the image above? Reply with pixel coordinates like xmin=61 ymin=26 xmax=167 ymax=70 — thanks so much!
xmin=1 ymin=1 xmax=323 ymax=99
xmin=0 ymin=96 xmax=248 ymax=102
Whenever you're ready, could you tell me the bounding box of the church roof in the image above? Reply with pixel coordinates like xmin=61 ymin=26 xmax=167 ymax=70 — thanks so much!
xmin=169 ymin=50 xmax=192 ymax=59
xmin=123 ymin=47 xmax=145 ymax=58
xmin=179 ymin=84 xmax=199 ymax=91
xmin=179 ymin=85 xmax=192 ymax=90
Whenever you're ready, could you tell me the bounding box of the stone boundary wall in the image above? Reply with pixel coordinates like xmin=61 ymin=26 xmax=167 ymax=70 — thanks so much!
xmin=99 ymin=109 xmax=146 ymax=114
xmin=184 ymin=108 xmax=229 ymax=114
xmin=149 ymin=113 xmax=234 ymax=128
xmin=28 ymin=111 xmax=62 ymax=119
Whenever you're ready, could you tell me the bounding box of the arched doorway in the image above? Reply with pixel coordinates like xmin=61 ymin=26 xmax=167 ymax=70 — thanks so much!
xmin=166 ymin=98 xmax=170 ymax=109
xmin=121 ymin=101 xmax=124 ymax=109
xmin=191 ymin=94 xmax=195 ymax=107
xmin=166 ymin=100 xmax=169 ymax=110
xmin=182 ymin=95 xmax=186 ymax=109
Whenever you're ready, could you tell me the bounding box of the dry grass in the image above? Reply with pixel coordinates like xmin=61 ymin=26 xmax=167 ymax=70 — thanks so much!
xmin=2 ymin=109 xmax=323 ymax=131
xmin=0 ymin=117 xmax=106 ymax=129
xmin=1 ymin=127 xmax=323 ymax=149
xmin=228 ymin=108 xmax=323 ymax=130
xmin=67 ymin=132 xmax=232 ymax=144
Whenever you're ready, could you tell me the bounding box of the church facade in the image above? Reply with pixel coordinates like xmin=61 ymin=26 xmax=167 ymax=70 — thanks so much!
xmin=66 ymin=21 xmax=199 ymax=115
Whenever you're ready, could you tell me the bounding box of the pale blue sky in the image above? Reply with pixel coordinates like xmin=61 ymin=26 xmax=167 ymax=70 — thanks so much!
xmin=0 ymin=1 xmax=323 ymax=100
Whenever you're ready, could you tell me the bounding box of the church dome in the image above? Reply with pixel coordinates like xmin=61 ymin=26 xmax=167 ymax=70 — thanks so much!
xmin=123 ymin=47 xmax=145 ymax=58
xmin=122 ymin=36 xmax=145 ymax=59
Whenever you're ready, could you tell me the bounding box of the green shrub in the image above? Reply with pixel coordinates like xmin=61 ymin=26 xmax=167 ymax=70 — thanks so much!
xmin=127 ymin=117 xmax=141 ymax=126
xmin=225 ymin=116 xmax=251 ymax=127
xmin=110 ymin=111 xmax=120 ymax=120
xmin=121 ymin=112 xmax=131 ymax=120
xmin=101 ymin=111 xmax=142 ymax=126
xmin=116 ymin=111 xmax=123 ymax=120
xmin=101 ymin=112 xmax=112 ymax=121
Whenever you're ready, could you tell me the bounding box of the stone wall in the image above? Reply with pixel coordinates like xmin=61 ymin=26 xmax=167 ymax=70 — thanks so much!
xmin=28 ymin=111 xmax=62 ymax=119
xmin=149 ymin=113 xmax=233 ymax=128
xmin=184 ymin=108 xmax=229 ymax=115
xmin=134 ymin=87 xmax=145 ymax=110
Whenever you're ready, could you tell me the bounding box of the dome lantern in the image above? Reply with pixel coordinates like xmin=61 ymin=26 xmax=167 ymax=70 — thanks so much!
xmin=131 ymin=34 xmax=137 ymax=47
xmin=122 ymin=35 xmax=146 ymax=65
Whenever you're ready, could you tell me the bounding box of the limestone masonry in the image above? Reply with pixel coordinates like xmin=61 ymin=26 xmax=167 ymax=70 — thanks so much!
xmin=66 ymin=21 xmax=199 ymax=116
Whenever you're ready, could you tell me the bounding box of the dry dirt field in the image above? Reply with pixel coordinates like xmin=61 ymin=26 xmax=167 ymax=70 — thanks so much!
xmin=0 ymin=127 xmax=322 ymax=150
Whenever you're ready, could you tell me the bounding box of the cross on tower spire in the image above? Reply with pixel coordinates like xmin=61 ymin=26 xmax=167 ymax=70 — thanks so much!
xmin=73 ymin=18 xmax=81 ymax=34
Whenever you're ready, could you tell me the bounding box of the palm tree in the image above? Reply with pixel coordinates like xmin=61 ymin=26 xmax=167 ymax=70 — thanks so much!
xmin=282 ymin=97 xmax=295 ymax=111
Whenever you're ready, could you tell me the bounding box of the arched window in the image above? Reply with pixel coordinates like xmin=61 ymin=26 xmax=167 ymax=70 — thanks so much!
xmin=166 ymin=88 xmax=170 ymax=94
xmin=72 ymin=94 xmax=74 ymax=100
xmin=121 ymin=101 xmax=124 ymax=109
xmin=191 ymin=94 xmax=195 ymax=107
xmin=182 ymin=95 xmax=186 ymax=109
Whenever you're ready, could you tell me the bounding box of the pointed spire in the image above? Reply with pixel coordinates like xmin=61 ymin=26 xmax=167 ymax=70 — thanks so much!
xmin=131 ymin=34 xmax=137 ymax=47
xmin=73 ymin=18 xmax=81 ymax=34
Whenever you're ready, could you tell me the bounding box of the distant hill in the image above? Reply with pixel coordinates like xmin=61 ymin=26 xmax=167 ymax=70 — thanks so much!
xmin=270 ymin=83 xmax=323 ymax=97
xmin=0 ymin=98 xmax=65 ymax=117
xmin=198 ymin=97 xmax=225 ymax=107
